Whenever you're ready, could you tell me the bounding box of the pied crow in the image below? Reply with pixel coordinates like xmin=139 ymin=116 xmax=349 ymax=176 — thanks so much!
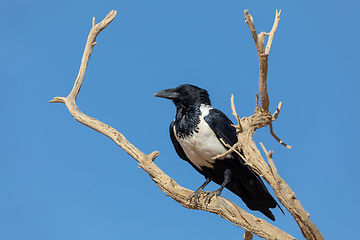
xmin=154 ymin=84 xmax=282 ymax=221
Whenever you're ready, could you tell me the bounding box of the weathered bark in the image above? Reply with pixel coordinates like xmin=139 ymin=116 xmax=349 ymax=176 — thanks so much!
xmin=235 ymin=10 xmax=324 ymax=240
xmin=50 ymin=9 xmax=323 ymax=240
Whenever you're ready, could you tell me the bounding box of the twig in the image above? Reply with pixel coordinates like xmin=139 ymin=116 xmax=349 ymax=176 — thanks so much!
xmin=50 ymin=11 xmax=116 ymax=102
xmin=231 ymin=94 xmax=242 ymax=132
xmin=212 ymin=143 xmax=235 ymax=160
xmin=265 ymin=10 xmax=281 ymax=55
xmin=270 ymin=123 xmax=292 ymax=149
xmin=272 ymin=102 xmax=282 ymax=120
xmin=268 ymin=102 xmax=292 ymax=149
xmin=244 ymin=10 xmax=258 ymax=46
xmin=259 ymin=142 xmax=279 ymax=182
xmin=213 ymin=138 xmax=245 ymax=162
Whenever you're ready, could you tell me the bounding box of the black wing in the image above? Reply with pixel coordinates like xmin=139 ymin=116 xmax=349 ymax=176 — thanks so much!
xmin=204 ymin=108 xmax=253 ymax=170
xmin=203 ymin=108 xmax=238 ymax=149
xmin=204 ymin=109 xmax=280 ymax=219
xmin=203 ymin=108 xmax=270 ymax=186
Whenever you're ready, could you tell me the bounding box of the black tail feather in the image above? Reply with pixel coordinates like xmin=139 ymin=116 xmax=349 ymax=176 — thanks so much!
xmin=217 ymin=158 xmax=282 ymax=221
xmin=202 ymin=153 xmax=283 ymax=221
xmin=260 ymin=208 xmax=275 ymax=221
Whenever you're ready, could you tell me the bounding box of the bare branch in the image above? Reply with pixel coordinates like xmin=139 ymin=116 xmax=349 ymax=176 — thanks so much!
xmin=69 ymin=10 xmax=116 ymax=101
xmin=51 ymin=9 xmax=325 ymax=240
xmin=244 ymin=10 xmax=258 ymax=47
xmin=244 ymin=10 xmax=291 ymax=149
xmin=259 ymin=143 xmax=279 ymax=182
xmin=270 ymin=123 xmax=292 ymax=149
xmin=231 ymin=94 xmax=242 ymax=132
xmin=49 ymin=97 xmax=65 ymax=104
xmin=272 ymin=102 xmax=282 ymax=120
xmin=257 ymin=142 xmax=324 ymax=240
xmin=148 ymin=151 xmax=160 ymax=162
xmin=237 ymin=10 xmax=324 ymax=240
xmin=230 ymin=89 xmax=323 ymax=239
xmin=50 ymin=10 xmax=296 ymax=240
xmin=212 ymin=138 xmax=245 ymax=162
xmin=265 ymin=10 xmax=281 ymax=55
xmin=255 ymin=93 xmax=260 ymax=111
xmin=244 ymin=9 xmax=281 ymax=112
xmin=269 ymin=102 xmax=292 ymax=149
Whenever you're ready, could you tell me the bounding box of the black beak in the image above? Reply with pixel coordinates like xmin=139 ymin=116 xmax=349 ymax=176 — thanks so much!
xmin=154 ymin=88 xmax=179 ymax=100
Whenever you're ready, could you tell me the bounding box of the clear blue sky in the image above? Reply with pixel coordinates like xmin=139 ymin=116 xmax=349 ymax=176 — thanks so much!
xmin=1 ymin=1 xmax=359 ymax=239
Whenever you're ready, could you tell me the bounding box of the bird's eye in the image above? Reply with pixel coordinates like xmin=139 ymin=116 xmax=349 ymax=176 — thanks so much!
xmin=180 ymin=88 xmax=187 ymax=94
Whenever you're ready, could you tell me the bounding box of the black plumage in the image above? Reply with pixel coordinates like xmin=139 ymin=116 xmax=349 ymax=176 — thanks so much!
xmin=154 ymin=84 xmax=281 ymax=221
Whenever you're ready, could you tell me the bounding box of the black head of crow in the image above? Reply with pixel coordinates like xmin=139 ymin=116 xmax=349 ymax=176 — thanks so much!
xmin=154 ymin=84 xmax=282 ymax=221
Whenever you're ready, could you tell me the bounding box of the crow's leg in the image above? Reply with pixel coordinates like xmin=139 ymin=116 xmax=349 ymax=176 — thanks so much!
xmin=204 ymin=168 xmax=232 ymax=206
xmin=187 ymin=177 xmax=211 ymax=207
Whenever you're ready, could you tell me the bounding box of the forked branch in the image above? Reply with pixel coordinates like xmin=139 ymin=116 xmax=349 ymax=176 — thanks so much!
xmin=244 ymin=9 xmax=281 ymax=113
xmin=230 ymin=10 xmax=324 ymax=240
xmin=244 ymin=9 xmax=291 ymax=149
xmin=50 ymin=10 xmax=295 ymax=240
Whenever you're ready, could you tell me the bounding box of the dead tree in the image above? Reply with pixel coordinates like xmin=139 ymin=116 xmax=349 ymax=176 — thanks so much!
xmin=50 ymin=10 xmax=324 ymax=240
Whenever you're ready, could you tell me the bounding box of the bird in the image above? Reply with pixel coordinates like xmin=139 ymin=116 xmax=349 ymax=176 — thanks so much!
xmin=154 ymin=84 xmax=283 ymax=221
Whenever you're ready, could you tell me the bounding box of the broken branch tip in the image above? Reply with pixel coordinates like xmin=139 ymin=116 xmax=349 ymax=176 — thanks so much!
xmin=49 ymin=97 xmax=65 ymax=103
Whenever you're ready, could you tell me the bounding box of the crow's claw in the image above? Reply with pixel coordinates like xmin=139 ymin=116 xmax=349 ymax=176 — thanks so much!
xmin=187 ymin=188 xmax=204 ymax=207
xmin=204 ymin=190 xmax=221 ymax=206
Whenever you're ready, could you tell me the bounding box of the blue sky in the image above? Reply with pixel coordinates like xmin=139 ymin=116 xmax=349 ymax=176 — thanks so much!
xmin=1 ymin=1 xmax=359 ymax=239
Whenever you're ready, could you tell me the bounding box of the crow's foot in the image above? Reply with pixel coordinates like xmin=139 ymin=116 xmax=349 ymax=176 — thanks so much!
xmin=187 ymin=188 xmax=205 ymax=208
xmin=204 ymin=189 xmax=222 ymax=206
